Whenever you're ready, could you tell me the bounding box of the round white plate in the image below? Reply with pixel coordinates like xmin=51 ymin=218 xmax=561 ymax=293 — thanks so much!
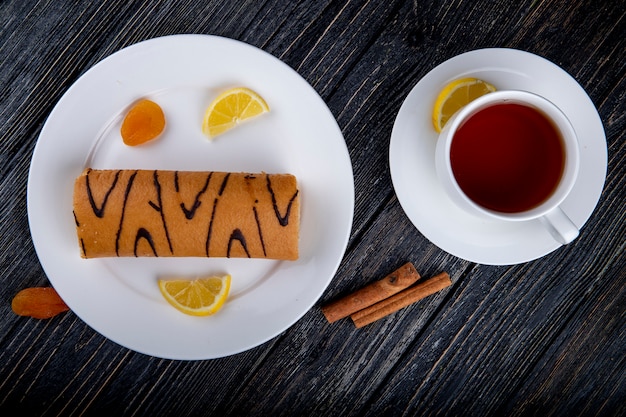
xmin=390 ymin=48 xmax=606 ymax=265
xmin=27 ymin=35 xmax=354 ymax=359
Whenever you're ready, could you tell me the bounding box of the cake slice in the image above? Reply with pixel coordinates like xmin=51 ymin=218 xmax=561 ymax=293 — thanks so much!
xmin=73 ymin=169 xmax=299 ymax=260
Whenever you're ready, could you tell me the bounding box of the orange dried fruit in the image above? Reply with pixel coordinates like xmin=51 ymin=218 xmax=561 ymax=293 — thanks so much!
xmin=121 ymin=99 xmax=166 ymax=146
xmin=12 ymin=287 xmax=69 ymax=319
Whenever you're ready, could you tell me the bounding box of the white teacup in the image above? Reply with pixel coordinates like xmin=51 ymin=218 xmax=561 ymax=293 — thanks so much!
xmin=435 ymin=90 xmax=580 ymax=244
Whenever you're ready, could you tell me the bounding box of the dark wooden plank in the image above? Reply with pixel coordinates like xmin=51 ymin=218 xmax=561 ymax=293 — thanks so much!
xmin=213 ymin=198 xmax=470 ymax=416
xmin=364 ymin=246 xmax=624 ymax=416
xmin=203 ymin=0 xmax=626 ymax=414
xmin=0 ymin=1 xmax=294 ymax=414
xmin=501 ymin=258 xmax=626 ymax=416
xmin=0 ymin=0 xmax=624 ymax=415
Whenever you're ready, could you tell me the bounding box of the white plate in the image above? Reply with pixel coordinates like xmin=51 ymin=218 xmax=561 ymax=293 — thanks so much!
xmin=27 ymin=35 xmax=354 ymax=359
xmin=390 ymin=48 xmax=606 ymax=265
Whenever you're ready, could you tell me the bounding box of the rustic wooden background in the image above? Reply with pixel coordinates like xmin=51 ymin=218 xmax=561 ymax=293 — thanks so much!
xmin=1 ymin=0 xmax=624 ymax=415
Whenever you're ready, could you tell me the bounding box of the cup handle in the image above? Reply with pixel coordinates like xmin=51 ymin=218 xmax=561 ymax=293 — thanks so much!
xmin=539 ymin=207 xmax=579 ymax=245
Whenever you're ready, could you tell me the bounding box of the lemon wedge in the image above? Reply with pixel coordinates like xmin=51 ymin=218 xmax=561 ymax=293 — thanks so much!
xmin=202 ymin=87 xmax=269 ymax=138
xmin=432 ymin=78 xmax=496 ymax=132
xmin=158 ymin=275 xmax=231 ymax=316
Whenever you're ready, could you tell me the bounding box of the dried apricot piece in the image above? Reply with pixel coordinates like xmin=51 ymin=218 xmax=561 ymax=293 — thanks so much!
xmin=12 ymin=287 xmax=69 ymax=319
xmin=121 ymin=99 xmax=166 ymax=146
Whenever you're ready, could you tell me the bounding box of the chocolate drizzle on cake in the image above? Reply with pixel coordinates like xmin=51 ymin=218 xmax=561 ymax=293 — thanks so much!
xmin=205 ymin=197 xmax=219 ymax=257
xmin=75 ymin=169 xmax=299 ymax=259
xmin=205 ymin=173 xmax=232 ymax=257
xmin=85 ymin=169 xmax=120 ymax=218
xmin=151 ymin=171 xmax=173 ymax=254
xmin=227 ymin=228 xmax=250 ymax=258
xmin=266 ymin=174 xmax=299 ymax=227
xmin=115 ymin=170 xmax=137 ymax=256
xmin=253 ymin=204 xmax=267 ymax=257
xmin=134 ymin=227 xmax=157 ymax=257
xmin=218 ymin=173 xmax=231 ymax=195
xmin=177 ymin=171 xmax=212 ymax=220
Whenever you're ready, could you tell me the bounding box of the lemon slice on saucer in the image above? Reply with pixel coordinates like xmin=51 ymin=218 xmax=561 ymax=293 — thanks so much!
xmin=432 ymin=78 xmax=496 ymax=132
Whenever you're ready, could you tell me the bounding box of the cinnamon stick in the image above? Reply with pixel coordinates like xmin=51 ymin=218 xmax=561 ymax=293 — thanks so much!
xmin=350 ymin=272 xmax=451 ymax=328
xmin=321 ymin=262 xmax=420 ymax=323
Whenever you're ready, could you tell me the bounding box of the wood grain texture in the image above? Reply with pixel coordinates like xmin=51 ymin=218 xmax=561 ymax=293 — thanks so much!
xmin=0 ymin=0 xmax=624 ymax=415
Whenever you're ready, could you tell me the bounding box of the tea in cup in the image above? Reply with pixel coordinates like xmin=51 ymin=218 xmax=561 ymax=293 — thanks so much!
xmin=435 ymin=90 xmax=580 ymax=244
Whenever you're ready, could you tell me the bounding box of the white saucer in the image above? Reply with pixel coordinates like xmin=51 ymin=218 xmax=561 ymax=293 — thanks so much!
xmin=389 ymin=48 xmax=607 ymax=265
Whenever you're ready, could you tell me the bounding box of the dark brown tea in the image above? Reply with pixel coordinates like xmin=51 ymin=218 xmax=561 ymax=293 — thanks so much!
xmin=450 ymin=103 xmax=565 ymax=213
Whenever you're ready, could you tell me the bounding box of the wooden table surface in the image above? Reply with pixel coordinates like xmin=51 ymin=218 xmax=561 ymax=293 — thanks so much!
xmin=1 ymin=0 xmax=624 ymax=415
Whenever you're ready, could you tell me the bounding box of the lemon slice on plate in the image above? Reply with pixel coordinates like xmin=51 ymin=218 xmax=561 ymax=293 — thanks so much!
xmin=202 ymin=87 xmax=270 ymax=138
xmin=432 ymin=78 xmax=496 ymax=132
xmin=158 ymin=275 xmax=231 ymax=316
